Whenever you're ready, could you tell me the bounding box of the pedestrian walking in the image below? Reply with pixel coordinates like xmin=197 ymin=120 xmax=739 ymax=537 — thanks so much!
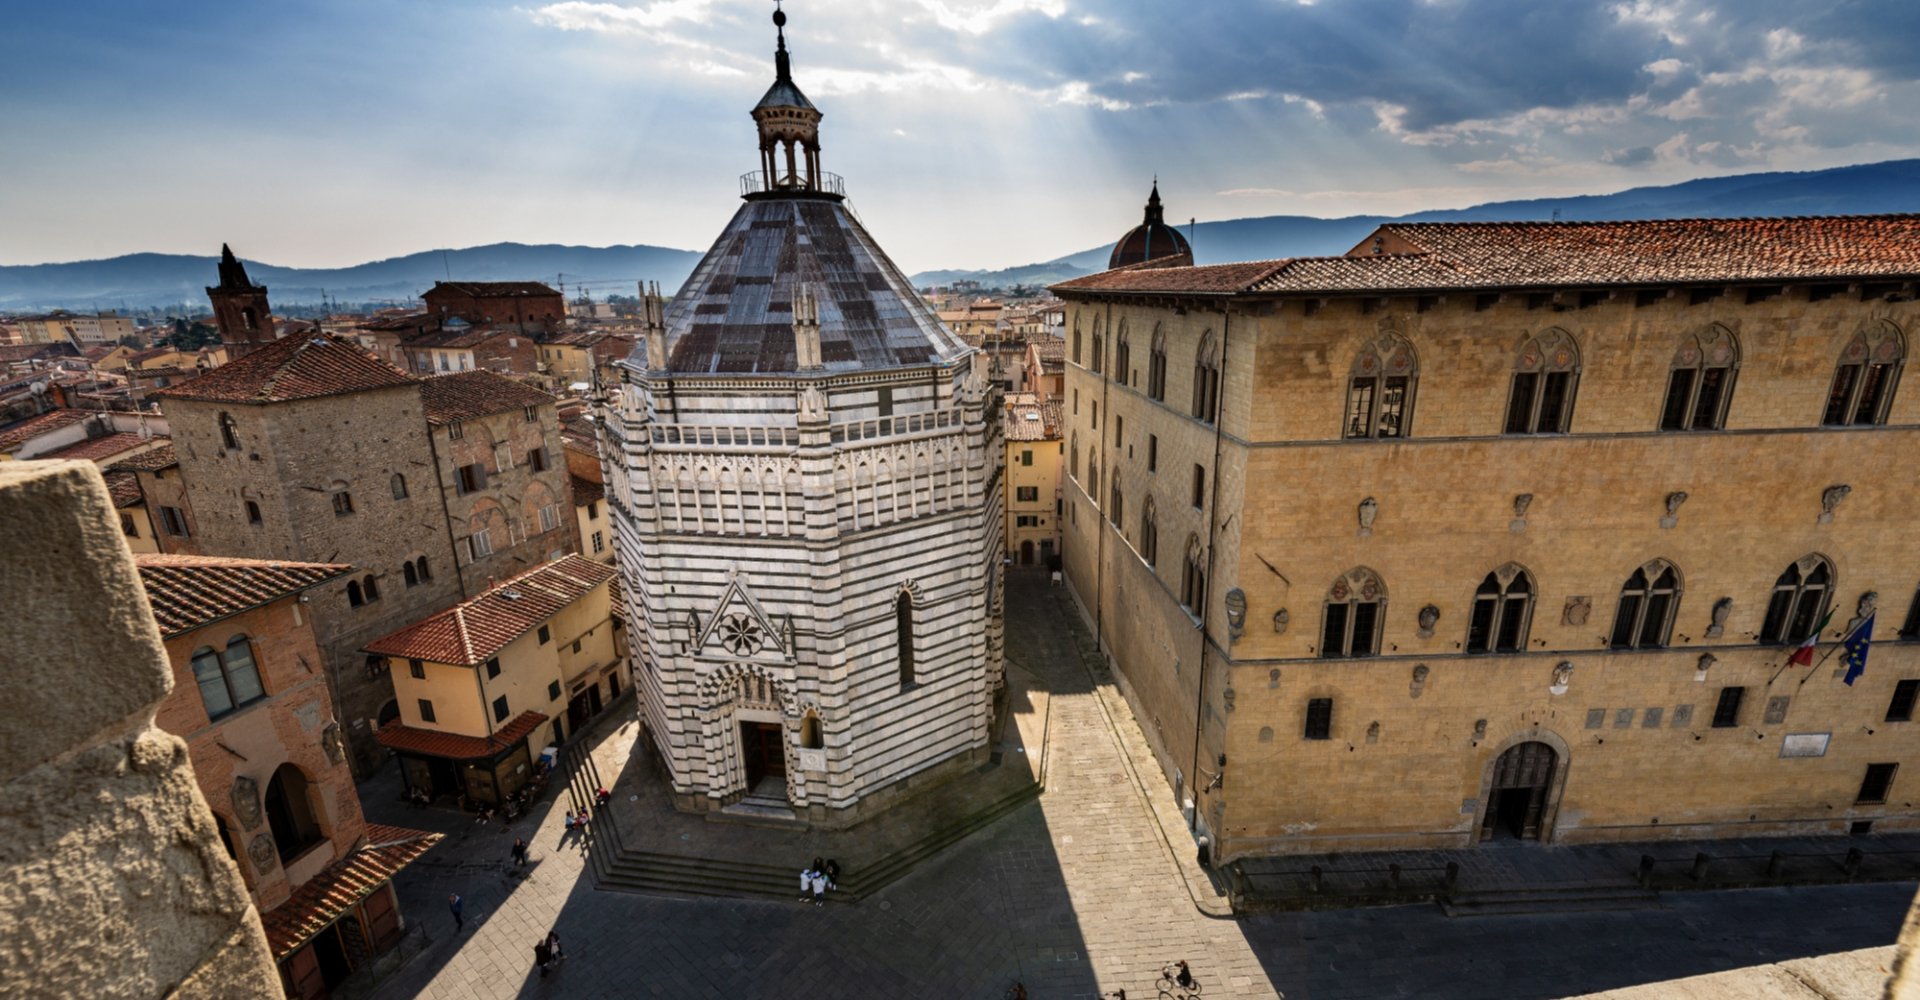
xmin=534 ymin=939 xmax=552 ymax=977
xmin=510 ymin=837 xmax=529 ymax=868
xmin=448 ymin=893 xmax=464 ymax=931
xmin=545 ymin=930 xmax=564 ymax=961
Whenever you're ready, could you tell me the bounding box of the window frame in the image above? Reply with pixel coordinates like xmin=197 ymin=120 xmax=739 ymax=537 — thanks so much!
xmin=1822 ymin=323 xmax=1906 ymax=427
xmin=191 ymin=635 xmax=266 ymax=720
xmin=1304 ymin=698 xmax=1333 ymax=741
xmin=1759 ymin=555 xmax=1834 ymax=646
xmin=1858 ymin=763 xmax=1899 ymax=804
xmin=1466 ymin=564 xmax=1535 ymax=654
xmin=1659 ymin=326 xmax=1739 ymax=431
xmin=1321 ymin=568 xmax=1386 ymax=658
xmin=1503 ymin=329 xmax=1581 ymax=435
xmin=1344 ymin=332 xmax=1418 ymax=439
xmin=1711 ymin=686 xmax=1745 ymax=728
xmin=1610 ymin=560 xmax=1682 ymax=650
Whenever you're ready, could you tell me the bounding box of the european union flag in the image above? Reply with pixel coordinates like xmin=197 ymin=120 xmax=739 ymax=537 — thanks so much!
xmin=1842 ymin=613 xmax=1875 ymax=687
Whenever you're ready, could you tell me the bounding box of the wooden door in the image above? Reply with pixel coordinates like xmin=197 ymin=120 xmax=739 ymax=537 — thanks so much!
xmin=741 ymin=722 xmax=786 ymax=785
xmin=362 ymin=883 xmax=402 ymax=953
xmin=1480 ymin=741 xmax=1557 ymax=841
xmin=284 ymin=942 xmax=327 ymax=1000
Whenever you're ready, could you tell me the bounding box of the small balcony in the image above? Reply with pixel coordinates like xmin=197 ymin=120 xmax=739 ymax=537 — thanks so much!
xmin=740 ymin=170 xmax=845 ymax=199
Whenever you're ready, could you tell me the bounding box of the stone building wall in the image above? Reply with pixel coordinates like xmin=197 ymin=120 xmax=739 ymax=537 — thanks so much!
xmin=0 ymin=461 xmax=280 ymax=998
xmin=1062 ymin=285 xmax=1920 ymax=861
xmin=157 ymin=598 xmax=369 ymax=913
xmin=163 ymin=387 xmax=466 ymax=774
xmin=433 ymin=402 xmax=575 ymax=593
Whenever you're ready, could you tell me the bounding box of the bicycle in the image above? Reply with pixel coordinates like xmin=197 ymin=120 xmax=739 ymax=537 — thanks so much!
xmin=1156 ymin=962 xmax=1202 ymax=998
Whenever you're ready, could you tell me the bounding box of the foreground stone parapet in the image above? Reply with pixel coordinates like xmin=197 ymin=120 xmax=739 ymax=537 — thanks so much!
xmin=0 ymin=461 xmax=279 ymax=999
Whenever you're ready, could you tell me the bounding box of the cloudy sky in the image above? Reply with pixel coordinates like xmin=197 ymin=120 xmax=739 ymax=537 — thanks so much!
xmin=3 ymin=0 xmax=1915 ymax=278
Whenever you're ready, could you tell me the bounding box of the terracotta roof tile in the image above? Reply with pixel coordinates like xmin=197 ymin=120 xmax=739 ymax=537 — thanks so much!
xmin=260 ymin=824 xmax=443 ymax=959
xmin=103 ymin=470 xmax=144 ymax=508
xmin=428 ymin=281 xmax=560 ymax=298
xmin=0 ymin=408 xmax=98 ymax=452
xmin=1056 ymin=215 xmax=1920 ymax=299
xmin=36 ymin=432 xmax=154 ymax=464
xmin=570 ymin=473 xmax=604 ymax=506
xmin=153 ymin=333 xmax=416 ymax=405
xmin=134 ymin=554 xmax=352 ymax=637
xmin=374 ymin=711 xmax=549 ymax=761
xmin=1003 ymin=396 xmax=1059 ymax=441
xmin=107 ymin=443 xmax=178 ymax=472
xmin=363 ymin=555 xmax=615 ymax=664
xmin=418 ymin=370 xmax=555 ymax=426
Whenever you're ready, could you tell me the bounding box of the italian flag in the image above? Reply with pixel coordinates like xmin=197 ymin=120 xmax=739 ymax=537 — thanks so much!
xmin=1788 ymin=607 xmax=1837 ymax=666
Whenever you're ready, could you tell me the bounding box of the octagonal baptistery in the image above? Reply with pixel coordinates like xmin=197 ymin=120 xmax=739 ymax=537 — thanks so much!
xmin=599 ymin=11 xmax=1005 ymax=825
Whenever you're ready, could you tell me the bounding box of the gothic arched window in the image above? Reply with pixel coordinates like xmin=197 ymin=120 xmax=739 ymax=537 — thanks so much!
xmin=1088 ymin=456 xmax=1100 ymax=507
xmin=1504 ymin=329 xmax=1580 ymax=434
xmin=1345 ymin=333 xmax=1418 ymax=439
xmin=191 ymin=635 xmax=264 ymax=720
xmin=1192 ymin=331 xmax=1220 ymax=423
xmin=1114 ymin=323 xmax=1131 ymax=386
xmin=1147 ymin=324 xmax=1168 ymax=402
xmin=1612 ymin=559 xmax=1681 ymax=649
xmin=218 ymin=411 xmax=240 ymax=451
xmin=1661 ymin=326 xmax=1739 ymax=431
xmin=1322 ymin=568 xmax=1386 ymax=658
xmin=1823 ymin=322 xmax=1905 ymax=427
xmin=1069 ymin=432 xmax=1080 ymax=481
xmin=1071 ymin=321 xmax=1082 ymax=366
xmin=1760 ymin=555 xmax=1834 ymax=645
xmin=1180 ymin=534 xmax=1206 ymax=612
xmin=896 ymin=591 xmax=915 ymax=687
xmin=1467 ymin=564 xmax=1534 ymax=653
xmin=1108 ymin=476 xmax=1124 ymax=527
xmin=1140 ymin=496 xmax=1158 ymax=568
xmin=1090 ymin=316 xmax=1105 ymax=375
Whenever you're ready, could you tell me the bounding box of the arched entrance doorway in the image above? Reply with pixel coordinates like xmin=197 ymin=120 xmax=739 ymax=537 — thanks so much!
xmin=1480 ymin=741 xmax=1557 ymax=841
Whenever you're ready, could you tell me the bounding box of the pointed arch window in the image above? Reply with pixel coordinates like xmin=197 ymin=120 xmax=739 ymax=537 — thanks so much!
xmin=1661 ymin=326 xmax=1739 ymax=431
xmin=1069 ymin=432 xmax=1080 ymax=481
xmin=1322 ymin=568 xmax=1385 ymax=658
xmin=1088 ymin=456 xmax=1100 ymax=507
xmin=1147 ymin=324 xmax=1168 ymax=402
xmin=1090 ymin=317 xmax=1104 ymax=375
xmin=1071 ymin=321 xmax=1082 ymax=366
xmin=1611 ymin=560 xmax=1681 ymax=649
xmin=1823 ymin=323 xmax=1905 ymax=427
xmin=1192 ymin=332 xmax=1220 ymax=423
xmin=1180 ymin=534 xmax=1206 ymax=612
xmin=1140 ymin=496 xmax=1158 ymax=567
xmin=1114 ymin=323 xmax=1131 ymax=386
xmin=1108 ymin=476 xmax=1123 ymax=527
xmin=1760 ymin=555 xmax=1833 ymax=645
xmin=1345 ymin=333 xmax=1418 ymax=439
xmin=218 ymin=411 xmax=240 ymax=451
xmin=896 ymin=591 xmax=915 ymax=687
xmin=1504 ymin=330 xmax=1580 ymax=434
xmin=1467 ymin=564 xmax=1534 ymax=654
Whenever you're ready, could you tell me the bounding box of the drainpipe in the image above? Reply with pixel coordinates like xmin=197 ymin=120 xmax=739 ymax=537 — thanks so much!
xmin=1189 ymin=304 xmax=1230 ymax=838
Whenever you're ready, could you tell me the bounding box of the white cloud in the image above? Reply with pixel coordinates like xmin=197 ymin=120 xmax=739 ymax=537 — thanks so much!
xmin=911 ymin=0 xmax=1066 ymax=36
xmin=529 ymin=0 xmax=721 ymax=35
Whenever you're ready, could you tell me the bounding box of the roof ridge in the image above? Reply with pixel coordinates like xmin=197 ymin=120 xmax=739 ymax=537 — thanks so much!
xmin=1384 ymin=211 xmax=1920 ymax=229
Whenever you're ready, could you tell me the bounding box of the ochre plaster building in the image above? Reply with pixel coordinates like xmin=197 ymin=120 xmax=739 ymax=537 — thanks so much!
xmin=1004 ymin=392 xmax=1062 ymax=567
xmin=1054 ymin=215 xmax=1920 ymax=862
xmin=364 ymin=556 xmax=620 ymax=806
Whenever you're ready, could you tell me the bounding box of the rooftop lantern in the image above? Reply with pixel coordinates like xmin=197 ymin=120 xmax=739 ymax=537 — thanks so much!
xmin=746 ymin=4 xmax=838 ymax=197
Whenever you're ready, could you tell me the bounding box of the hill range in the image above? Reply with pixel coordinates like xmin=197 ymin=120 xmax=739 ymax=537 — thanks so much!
xmin=3 ymin=159 xmax=1917 ymax=312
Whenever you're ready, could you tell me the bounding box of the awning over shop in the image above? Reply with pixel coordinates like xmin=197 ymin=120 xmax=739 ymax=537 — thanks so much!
xmin=261 ymin=824 xmax=444 ymax=960
xmin=373 ymin=711 xmax=547 ymax=761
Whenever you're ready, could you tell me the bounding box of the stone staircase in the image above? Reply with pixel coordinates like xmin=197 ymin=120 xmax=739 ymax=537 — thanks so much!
xmin=1440 ymin=884 xmax=1662 ymax=917
xmin=590 ymin=779 xmax=1041 ymax=903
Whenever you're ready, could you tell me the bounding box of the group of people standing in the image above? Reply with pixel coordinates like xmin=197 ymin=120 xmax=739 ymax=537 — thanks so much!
xmin=799 ymin=856 xmax=841 ymax=906
xmin=532 ymin=931 xmax=565 ymax=977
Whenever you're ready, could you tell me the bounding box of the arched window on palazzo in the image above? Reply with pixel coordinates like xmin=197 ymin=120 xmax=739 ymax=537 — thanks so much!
xmin=1321 ymin=568 xmax=1386 ymax=658
xmin=1344 ymin=332 xmax=1418 ymax=439
xmin=1611 ymin=560 xmax=1681 ymax=649
xmin=1467 ymin=564 xmax=1535 ymax=654
xmin=1660 ymin=326 xmax=1739 ymax=431
xmin=1760 ymin=555 xmax=1834 ymax=646
xmin=1823 ymin=322 xmax=1905 ymax=427
xmin=1504 ymin=330 xmax=1580 ymax=435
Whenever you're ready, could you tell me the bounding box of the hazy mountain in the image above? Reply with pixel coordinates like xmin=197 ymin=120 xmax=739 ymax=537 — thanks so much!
xmin=7 ymin=160 xmax=1917 ymax=313
xmin=911 ymin=158 xmax=1920 ymax=289
xmin=0 ymin=243 xmax=702 ymax=313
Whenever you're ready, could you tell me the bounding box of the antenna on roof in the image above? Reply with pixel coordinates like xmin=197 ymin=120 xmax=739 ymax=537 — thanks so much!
xmin=1189 ymin=217 xmax=1196 ymax=260
xmin=1552 ymin=208 xmax=1563 ymax=223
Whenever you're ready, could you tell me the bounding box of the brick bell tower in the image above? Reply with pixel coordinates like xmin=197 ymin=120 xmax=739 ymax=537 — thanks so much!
xmin=206 ymin=244 xmax=276 ymax=359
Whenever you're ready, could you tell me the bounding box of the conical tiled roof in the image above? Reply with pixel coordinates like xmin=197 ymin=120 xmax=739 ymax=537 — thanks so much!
xmin=652 ymin=189 xmax=968 ymax=375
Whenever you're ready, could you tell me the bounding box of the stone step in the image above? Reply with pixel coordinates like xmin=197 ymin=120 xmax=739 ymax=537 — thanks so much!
xmin=1441 ymin=885 xmax=1660 ymax=917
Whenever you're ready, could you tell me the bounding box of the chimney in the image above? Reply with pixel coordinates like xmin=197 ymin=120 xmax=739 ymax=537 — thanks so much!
xmin=793 ymin=284 xmax=823 ymax=372
xmin=642 ymin=281 xmax=668 ymax=372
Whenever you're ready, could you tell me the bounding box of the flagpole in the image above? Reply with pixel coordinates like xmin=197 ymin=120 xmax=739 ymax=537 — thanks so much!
xmin=1795 ymin=617 xmax=1867 ymax=690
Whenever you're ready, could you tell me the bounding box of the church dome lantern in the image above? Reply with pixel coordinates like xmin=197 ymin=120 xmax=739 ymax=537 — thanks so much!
xmin=1108 ymin=182 xmax=1193 ymax=269
xmin=747 ymin=6 xmax=834 ymax=196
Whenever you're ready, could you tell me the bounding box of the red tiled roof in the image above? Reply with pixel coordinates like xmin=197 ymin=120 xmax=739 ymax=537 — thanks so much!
xmin=0 ymin=343 xmax=82 ymax=364
xmin=0 ymin=408 xmax=97 ymax=452
xmin=135 ymin=554 xmax=352 ymax=637
xmin=418 ymin=370 xmax=555 ymax=426
xmin=427 ymin=281 xmax=561 ymax=298
xmin=128 ymin=347 xmax=174 ymax=364
xmin=570 ymin=473 xmax=604 ymax=506
xmin=103 ymin=470 xmax=144 ymax=508
xmin=260 ymin=824 xmax=443 ymax=959
xmin=1004 ymin=395 xmax=1059 ymax=441
xmin=374 ymin=711 xmax=549 ymax=761
xmin=1056 ymin=215 xmax=1920 ymax=299
xmin=36 ymin=432 xmax=153 ymax=464
xmin=363 ymin=555 xmax=615 ymax=664
xmin=127 ymin=364 xmax=198 ymax=378
xmin=153 ymin=332 xmax=416 ymax=405
xmin=107 ymin=443 xmax=178 ymax=472
xmin=1030 ymin=339 xmax=1065 ymax=361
